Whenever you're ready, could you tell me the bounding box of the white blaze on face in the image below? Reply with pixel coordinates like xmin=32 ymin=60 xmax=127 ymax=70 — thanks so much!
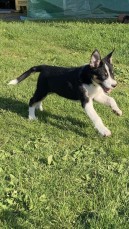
xmin=103 ymin=64 xmax=117 ymax=89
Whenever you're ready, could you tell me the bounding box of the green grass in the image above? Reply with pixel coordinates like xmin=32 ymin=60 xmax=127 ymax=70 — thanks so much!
xmin=0 ymin=20 xmax=129 ymax=228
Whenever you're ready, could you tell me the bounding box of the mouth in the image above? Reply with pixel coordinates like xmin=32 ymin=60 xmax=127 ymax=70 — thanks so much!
xmin=101 ymin=85 xmax=112 ymax=94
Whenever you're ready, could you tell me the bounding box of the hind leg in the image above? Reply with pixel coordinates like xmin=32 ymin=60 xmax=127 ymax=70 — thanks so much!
xmin=36 ymin=101 xmax=43 ymax=111
xmin=28 ymin=89 xmax=47 ymax=120
xmin=29 ymin=106 xmax=37 ymax=120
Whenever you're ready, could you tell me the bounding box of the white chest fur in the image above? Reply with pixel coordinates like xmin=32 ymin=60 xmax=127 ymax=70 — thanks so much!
xmin=82 ymin=83 xmax=103 ymax=99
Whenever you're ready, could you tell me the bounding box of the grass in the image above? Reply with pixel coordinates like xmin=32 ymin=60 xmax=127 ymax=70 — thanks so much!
xmin=0 ymin=19 xmax=129 ymax=228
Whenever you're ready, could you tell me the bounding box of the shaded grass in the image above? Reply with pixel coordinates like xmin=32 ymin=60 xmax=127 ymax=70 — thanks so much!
xmin=0 ymin=20 xmax=129 ymax=228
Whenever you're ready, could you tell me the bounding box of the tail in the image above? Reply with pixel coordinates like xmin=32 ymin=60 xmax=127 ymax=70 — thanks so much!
xmin=8 ymin=65 xmax=43 ymax=85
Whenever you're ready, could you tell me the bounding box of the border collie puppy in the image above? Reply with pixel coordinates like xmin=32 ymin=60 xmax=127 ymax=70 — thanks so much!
xmin=9 ymin=50 xmax=122 ymax=136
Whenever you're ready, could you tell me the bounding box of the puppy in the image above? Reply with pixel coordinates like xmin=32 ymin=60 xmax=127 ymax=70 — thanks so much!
xmin=9 ymin=50 xmax=122 ymax=136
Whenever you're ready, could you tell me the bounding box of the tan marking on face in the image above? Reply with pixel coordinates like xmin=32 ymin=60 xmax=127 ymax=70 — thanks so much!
xmin=93 ymin=75 xmax=101 ymax=84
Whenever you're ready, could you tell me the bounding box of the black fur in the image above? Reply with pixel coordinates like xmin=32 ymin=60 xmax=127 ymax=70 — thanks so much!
xmin=28 ymin=64 xmax=93 ymax=107
xmin=9 ymin=50 xmax=122 ymax=136
xmin=9 ymin=50 xmax=115 ymax=109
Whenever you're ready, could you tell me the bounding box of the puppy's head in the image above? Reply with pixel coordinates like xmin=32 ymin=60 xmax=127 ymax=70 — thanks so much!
xmin=90 ymin=49 xmax=117 ymax=93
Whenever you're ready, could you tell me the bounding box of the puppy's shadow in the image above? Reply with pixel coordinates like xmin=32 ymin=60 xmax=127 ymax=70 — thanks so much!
xmin=0 ymin=97 xmax=88 ymax=137
xmin=0 ymin=209 xmax=26 ymax=229
xmin=0 ymin=97 xmax=28 ymax=118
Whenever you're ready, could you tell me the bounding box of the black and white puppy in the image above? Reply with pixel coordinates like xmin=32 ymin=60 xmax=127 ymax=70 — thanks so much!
xmin=9 ymin=50 xmax=122 ymax=136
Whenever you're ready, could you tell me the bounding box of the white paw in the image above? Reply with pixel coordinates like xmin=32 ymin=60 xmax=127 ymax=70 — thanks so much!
xmin=98 ymin=126 xmax=111 ymax=137
xmin=113 ymin=109 xmax=122 ymax=116
xmin=36 ymin=102 xmax=43 ymax=111
xmin=39 ymin=106 xmax=43 ymax=111
xmin=36 ymin=105 xmax=43 ymax=111
xmin=29 ymin=115 xmax=37 ymax=120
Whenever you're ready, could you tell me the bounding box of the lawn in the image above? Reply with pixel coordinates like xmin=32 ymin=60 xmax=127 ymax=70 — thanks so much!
xmin=0 ymin=19 xmax=129 ymax=228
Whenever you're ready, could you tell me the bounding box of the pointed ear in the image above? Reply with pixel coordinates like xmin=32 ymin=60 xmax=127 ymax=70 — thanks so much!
xmin=104 ymin=49 xmax=115 ymax=64
xmin=90 ymin=49 xmax=101 ymax=68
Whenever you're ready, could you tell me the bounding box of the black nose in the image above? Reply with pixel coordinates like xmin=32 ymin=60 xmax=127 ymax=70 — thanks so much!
xmin=112 ymin=84 xmax=117 ymax=88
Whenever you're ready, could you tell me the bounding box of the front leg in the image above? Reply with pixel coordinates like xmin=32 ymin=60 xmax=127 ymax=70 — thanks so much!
xmin=84 ymin=99 xmax=111 ymax=137
xmin=94 ymin=92 xmax=122 ymax=116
